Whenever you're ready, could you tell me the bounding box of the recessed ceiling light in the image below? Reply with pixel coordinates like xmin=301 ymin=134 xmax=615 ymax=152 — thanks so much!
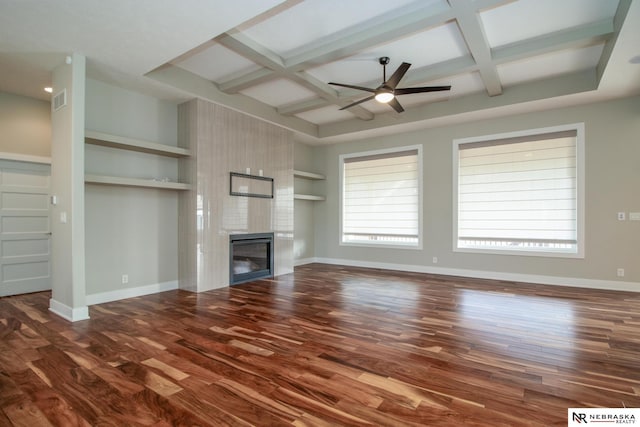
xmin=44 ymin=87 xmax=53 ymax=93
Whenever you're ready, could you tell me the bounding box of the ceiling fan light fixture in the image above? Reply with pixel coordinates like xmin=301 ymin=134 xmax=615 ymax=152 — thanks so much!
xmin=374 ymin=91 xmax=394 ymax=103
xmin=329 ymin=57 xmax=451 ymax=112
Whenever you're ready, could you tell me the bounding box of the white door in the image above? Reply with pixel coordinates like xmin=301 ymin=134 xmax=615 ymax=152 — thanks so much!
xmin=0 ymin=160 xmax=51 ymax=296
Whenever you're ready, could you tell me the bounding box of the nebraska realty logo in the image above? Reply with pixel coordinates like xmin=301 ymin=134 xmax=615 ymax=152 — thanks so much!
xmin=569 ymin=408 xmax=639 ymax=425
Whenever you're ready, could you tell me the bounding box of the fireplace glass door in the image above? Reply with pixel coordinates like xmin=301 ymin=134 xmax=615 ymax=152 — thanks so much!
xmin=229 ymin=233 xmax=274 ymax=285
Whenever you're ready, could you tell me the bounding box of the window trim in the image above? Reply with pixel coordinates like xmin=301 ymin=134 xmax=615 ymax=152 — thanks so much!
xmin=339 ymin=145 xmax=423 ymax=250
xmin=452 ymin=123 xmax=585 ymax=258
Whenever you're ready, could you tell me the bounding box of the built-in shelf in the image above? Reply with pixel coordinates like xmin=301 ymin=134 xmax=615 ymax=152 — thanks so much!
xmin=85 ymin=174 xmax=192 ymax=191
xmin=85 ymin=130 xmax=190 ymax=158
xmin=294 ymin=194 xmax=325 ymax=201
xmin=294 ymin=169 xmax=325 ymax=201
xmin=294 ymin=170 xmax=325 ymax=180
xmin=84 ymin=130 xmax=191 ymax=191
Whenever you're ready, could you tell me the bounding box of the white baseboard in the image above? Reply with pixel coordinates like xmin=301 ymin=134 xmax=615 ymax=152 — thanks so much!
xmin=49 ymin=299 xmax=90 ymax=322
xmin=86 ymin=280 xmax=179 ymax=306
xmin=303 ymin=257 xmax=640 ymax=293
xmin=276 ymin=267 xmax=295 ymax=276
xmin=294 ymin=257 xmax=316 ymax=267
xmin=0 ymin=152 xmax=51 ymax=165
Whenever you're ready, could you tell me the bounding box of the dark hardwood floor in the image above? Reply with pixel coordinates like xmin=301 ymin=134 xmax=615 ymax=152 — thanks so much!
xmin=1 ymin=263 xmax=639 ymax=426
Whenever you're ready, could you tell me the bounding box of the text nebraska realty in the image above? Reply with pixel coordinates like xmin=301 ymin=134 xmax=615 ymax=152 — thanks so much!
xmin=573 ymin=412 xmax=636 ymax=424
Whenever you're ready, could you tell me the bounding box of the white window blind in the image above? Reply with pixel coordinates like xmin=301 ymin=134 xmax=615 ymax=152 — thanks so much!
xmin=457 ymin=129 xmax=579 ymax=254
xmin=342 ymin=148 xmax=420 ymax=247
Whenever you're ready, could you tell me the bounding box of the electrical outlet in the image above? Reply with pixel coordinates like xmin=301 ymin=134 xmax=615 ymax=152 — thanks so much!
xmin=618 ymin=212 xmax=626 ymax=221
xmin=122 ymin=274 xmax=129 ymax=284
xmin=617 ymin=268 xmax=625 ymax=277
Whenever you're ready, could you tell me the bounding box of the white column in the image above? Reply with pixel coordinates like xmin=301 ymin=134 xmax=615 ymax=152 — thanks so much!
xmin=49 ymin=53 xmax=88 ymax=321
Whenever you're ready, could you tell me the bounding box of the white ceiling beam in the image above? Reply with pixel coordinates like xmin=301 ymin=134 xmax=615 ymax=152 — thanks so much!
xmin=405 ymin=55 xmax=478 ymax=84
xmin=449 ymin=0 xmax=502 ymax=96
xmin=146 ymin=64 xmax=318 ymax=136
xmin=472 ymin=0 xmax=516 ymax=10
xmin=493 ymin=19 xmax=614 ymax=63
xmin=217 ymin=32 xmax=374 ymax=120
xmin=219 ymin=68 xmax=274 ymax=93
xmin=278 ymin=98 xmax=328 ymax=116
xmin=285 ymin=1 xmax=454 ymax=71
xmin=217 ymin=32 xmax=285 ymax=70
xmin=282 ymin=0 xmax=510 ymax=72
xmin=596 ymin=0 xmax=633 ymax=86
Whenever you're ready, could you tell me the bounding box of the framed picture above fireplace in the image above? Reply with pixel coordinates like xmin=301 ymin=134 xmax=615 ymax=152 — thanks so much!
xmin=230 ymin=172 xmax=274 ymax=198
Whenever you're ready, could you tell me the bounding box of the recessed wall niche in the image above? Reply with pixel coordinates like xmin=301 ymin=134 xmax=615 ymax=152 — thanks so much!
xmin=178 ymin=99 xmax=294 ymax=292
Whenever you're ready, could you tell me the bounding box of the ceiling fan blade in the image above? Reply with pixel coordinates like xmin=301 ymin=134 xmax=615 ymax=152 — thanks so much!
xmin=388 ymin=97 xmax=404 ymax=113
xmin=395 ymin=85 xmax=451 ymax=95
xmin=328 ymin=82 xmax=376 ymax=93
xmin=386 ymin=62 xmax=411 ymax=89
xmin=340 ymin=95 xmax=375 ymax=110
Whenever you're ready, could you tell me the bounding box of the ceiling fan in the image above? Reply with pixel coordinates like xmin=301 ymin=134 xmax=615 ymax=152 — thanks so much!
xmin=328 ymin=57 xmax=451 ymax=113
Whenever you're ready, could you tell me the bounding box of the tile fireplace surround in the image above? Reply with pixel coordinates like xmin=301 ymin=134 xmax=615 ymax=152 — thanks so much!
xmin=178 ymin=99 xmax=294 ymax=292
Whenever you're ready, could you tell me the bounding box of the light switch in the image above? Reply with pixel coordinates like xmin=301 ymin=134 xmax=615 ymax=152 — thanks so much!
xmin=630 ymin=212 xmax=640 ymax=221
xmin=60 ymin=212 xmax=67 ymax=223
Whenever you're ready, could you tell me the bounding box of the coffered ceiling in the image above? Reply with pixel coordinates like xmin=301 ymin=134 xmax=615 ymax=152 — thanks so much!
xmin=1 ymin=0 xmax=639 ymax=143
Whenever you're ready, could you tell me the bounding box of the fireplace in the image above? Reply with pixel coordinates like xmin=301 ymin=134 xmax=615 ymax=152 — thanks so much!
xmin=229 ymin=233 xmax=274 ymax=285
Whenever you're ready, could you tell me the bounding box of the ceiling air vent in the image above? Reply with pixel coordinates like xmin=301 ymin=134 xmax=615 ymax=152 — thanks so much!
xmin=53 ymin=89 xmax=67 ymax=111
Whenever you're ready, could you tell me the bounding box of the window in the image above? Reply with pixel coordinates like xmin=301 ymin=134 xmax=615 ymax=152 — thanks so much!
xmin=340 ymin=146 xmax=421 ymax=248
xmin=453 ymin=123 xmax=584 ymax=257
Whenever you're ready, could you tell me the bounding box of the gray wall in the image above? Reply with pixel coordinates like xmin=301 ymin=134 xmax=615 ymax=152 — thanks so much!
xmin=307 ymin=96 xmax=640 ymax=288
xmin=84 ymin=79 xmax=179 ymax=296
xmin=0 ymin=91 xmax=51 ymax=157
xmin=294 ymin=141 xmax=319 ymax=261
